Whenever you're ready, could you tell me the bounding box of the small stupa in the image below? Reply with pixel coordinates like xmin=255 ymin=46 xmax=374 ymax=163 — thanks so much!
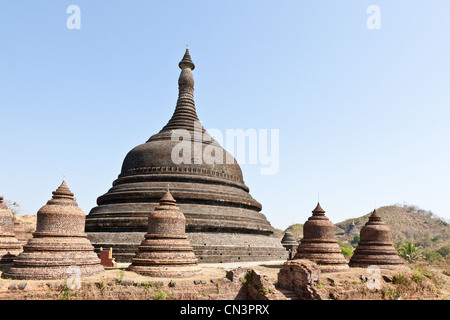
xmin=281 ymin=232 xmax=298 ymax=260
xmin=4 ymin=180 xmax=104 ymax=279
xmin=294 ymin=203 xmax=348 ymax=272
xmin=0 ymin=196 xmax=22 ymax=264
xmin=128 ymin=187 xmax=202 ymax=277
xmin=349 ymin=209 xmax=403 ymax=269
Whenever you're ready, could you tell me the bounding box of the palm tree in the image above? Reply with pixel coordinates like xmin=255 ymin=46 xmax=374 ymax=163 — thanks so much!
xmin=397 ymin=241 xmax=424 ymax=263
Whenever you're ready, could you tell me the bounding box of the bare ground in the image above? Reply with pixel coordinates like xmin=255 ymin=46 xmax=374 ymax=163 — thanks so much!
xmin=0 ymin=261 xmax=448 ymax=300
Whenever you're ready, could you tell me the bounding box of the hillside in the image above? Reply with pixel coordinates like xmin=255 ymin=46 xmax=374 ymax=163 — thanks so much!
xmin=278 ymin=204 xmax=449 ymax=251
xmin=278 ymin=223 xmax=304 ymax=242
xmin=335 ymin=204 xmax=449 ymax=250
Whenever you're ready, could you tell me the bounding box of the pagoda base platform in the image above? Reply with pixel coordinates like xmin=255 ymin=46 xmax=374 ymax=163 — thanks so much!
xmin=87 ymin=232 xmax=288 ymax=263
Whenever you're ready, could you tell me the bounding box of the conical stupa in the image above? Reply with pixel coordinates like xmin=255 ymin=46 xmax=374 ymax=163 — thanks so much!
xmin=85 ymin=47 xmax=287 ymax=263
xmin=128 ymin=188 xmax=202 ymax=277
xmin=349 ymin=209 xmax=403 ymax=269
xmin=0 ymin=196 xmax=22 ymax=264
xmin=294 ymin=203 xmax=349 ymax=272
xmin=281 ymin=232 xmax=298 ymax=248
xmin=4 ymin=180 xmax=104 ymax=280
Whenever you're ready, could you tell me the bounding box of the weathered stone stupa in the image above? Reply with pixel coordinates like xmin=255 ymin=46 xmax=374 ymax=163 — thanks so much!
xmin=128 ymin=188 xmax=202 ymax=277
xmin=85 ymin=47 xmax=287 ymax=263
xmin=281 ymin=232 xmax=298 ymax=260
xmin=0 ymin=196 xmax=22 ymax=264
xmin=349 ymin=209 xmax=403 ymax=269
xmin=4 ymin=181 xmax=104 ymax=280
xmin=294 ymin=203 xmax=348 ymax=272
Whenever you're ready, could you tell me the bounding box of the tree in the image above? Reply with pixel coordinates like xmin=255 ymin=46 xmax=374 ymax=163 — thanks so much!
xmin=397 ymin=242 xmax=424 ymax=263
xmin=350 ymin=234 xmax=360 ymax=247
xmin=437 ymin=246 xmax=450 ymax=258
xmin=3 ymin=199 xmax=21 ymax=216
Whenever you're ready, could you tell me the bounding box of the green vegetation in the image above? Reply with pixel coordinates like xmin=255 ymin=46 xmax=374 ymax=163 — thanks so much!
xmin=382 ymin=287 xmax=402 ymax=300
xmin=398 ymin=242 xmax=424 ymax=263
xmin=154 ymin=290 xmax=168 ymax=300
xmin=392 ymin=273 xmax=410 ymax=287
xmin=350 ymin=234 xmax=360 ymax=247
xmin=412 ymin=273 xmax=423 ymax=285
xmin=242 ymin=269 xmax=253 ymax=286
xmin=423 ymin=250 xmax=444 ymax=263
xmin=116 ymin=270 xmax=125 ymax=284
xmin=140 ymin=282 xmax=153 ymax=291
xmin=96 ymin=278 xmax=106 ymax=291
xmin=437 ymin=246 xmax=450 ymax=257
xmin=216 ymin=281 xmax=221 ymax=294
xmin=60 ymin=282 xmax=73 ymax=300
xmin=339 ymin=243 xmax=354 ymax=259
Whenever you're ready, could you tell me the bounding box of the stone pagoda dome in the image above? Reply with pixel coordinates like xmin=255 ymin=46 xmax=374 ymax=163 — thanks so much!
xmin=0 ymin=196 xmax=22 ymax=264
xmin=85 ymin=47 xmax=287 ymax=263
xmin=281 ymin=232 xmax=298 ymax=247
xmin=128 ymin=188 xmax=202 ymax=277
xmin=294 ymin=203 xmax=349 ymax=272
xmin=4 ymin=180 xmax=104 ymax=280
xmin=349 ymin=209 xmax=403 ymax=269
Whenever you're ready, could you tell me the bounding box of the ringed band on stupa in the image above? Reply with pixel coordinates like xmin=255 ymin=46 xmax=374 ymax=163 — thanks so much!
xmin=85 ymin=47 xmax=287 ymax=263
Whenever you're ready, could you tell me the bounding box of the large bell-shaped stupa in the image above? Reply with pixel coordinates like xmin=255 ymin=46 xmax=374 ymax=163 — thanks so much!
xmin=85 ymin=47 xmax=287 ymax=263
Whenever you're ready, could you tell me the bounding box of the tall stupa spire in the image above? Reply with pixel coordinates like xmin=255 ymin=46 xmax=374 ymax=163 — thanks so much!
xmin=156 ymin=46 xmax=201 ymax=134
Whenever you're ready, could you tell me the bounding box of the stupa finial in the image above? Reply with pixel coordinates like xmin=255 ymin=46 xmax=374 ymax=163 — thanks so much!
xmin=312 ymin=202 xmax=325 ymax=215
xmin=156 ymin=46 xmax=200 ymax=135
xmin=51 ymin=179 xmax=75 ymax=201
xmin=160 ymin=186 xmax=176 ymax=205
xmin=370 ymin=208 xmax=381 ymax=220
xmin=179 ymin=46 xmax=195 ymax=70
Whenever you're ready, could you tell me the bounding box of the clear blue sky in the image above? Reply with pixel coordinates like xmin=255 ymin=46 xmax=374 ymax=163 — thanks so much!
xmin=1 ymin=1 xmax=449 ymax=229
